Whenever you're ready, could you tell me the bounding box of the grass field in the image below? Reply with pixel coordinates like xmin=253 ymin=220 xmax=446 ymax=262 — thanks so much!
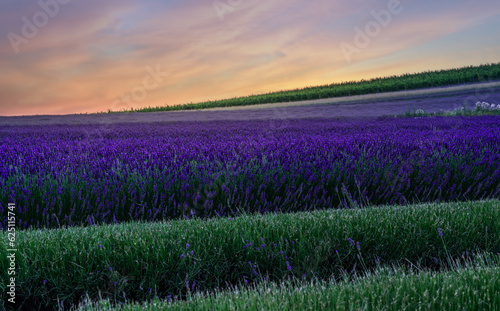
xmin=1 ymin=199 xmax=499 ymax=309
xmin=80 ymin=254 xmax=500 ymax=310
xmin=106 ymin=63 xmax=500 ymax=113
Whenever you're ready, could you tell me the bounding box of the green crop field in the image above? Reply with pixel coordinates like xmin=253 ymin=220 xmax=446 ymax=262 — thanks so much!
xmin=108 ymin=62 xmax=500 ymax=113
xmin=2 ymin=199 xmax=499 ymax=309
xmin=81 ymin=256 xmax=500 ymax=310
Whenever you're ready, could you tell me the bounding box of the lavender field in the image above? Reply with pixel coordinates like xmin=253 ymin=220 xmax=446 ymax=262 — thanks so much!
xmin=1 ymin=116 xmax=499 ymax=231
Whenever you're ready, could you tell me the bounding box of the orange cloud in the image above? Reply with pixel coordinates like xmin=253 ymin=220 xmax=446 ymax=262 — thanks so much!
xmin=0 ymin=0 xmax=499 ymax=116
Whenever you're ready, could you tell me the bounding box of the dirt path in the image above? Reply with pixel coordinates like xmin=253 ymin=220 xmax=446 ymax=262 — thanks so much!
xmin=1 ymin=81 xmax=499 ymax=126
xmin=201 ymin=81 xmax=500 ymax=111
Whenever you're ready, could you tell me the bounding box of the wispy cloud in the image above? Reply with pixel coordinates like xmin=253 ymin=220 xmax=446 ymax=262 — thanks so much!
xmin=0 ymin=0 xmax=499 ymax=115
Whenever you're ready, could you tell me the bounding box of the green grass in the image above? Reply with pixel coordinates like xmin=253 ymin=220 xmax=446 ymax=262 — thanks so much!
xmin=2 ymin=199 xmax=499 ymax=309
xmin=78 ymin=253 xmax=500 ymax=310
xmin=105 ymin=63 xmax=500 ymax=113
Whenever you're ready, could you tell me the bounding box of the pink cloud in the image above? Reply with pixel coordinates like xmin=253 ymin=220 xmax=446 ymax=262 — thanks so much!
xmin=0 ymin=0 xmax=499 ymax=116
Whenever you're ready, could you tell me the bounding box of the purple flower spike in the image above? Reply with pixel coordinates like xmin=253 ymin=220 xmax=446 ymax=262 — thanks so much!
xmin=437 ymin=228 xmax=443 ymax=236
xmin=181 ymin=254 xmax=185 ymax=259
xmin=356 ymin=242 xmax=360 ymax=250
xmin=43 ymin=280 xmax=47 ymax=285
xmin=186 ymin=244 xmax=189 ymax=248
xmin=191 ymin=251 xmax=194 ymax=255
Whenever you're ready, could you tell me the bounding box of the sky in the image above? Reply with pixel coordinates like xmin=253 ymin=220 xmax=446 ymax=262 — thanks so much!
xmin=0 ymin=0 xmax=500 ymax=116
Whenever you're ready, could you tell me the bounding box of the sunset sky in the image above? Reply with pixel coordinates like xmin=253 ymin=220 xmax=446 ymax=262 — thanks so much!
xmin=1 ymin=0 xmax=500 ymax=116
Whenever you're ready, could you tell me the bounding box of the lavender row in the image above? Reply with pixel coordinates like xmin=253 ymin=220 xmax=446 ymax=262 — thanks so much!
xmin=1 ymin=116 xmax=499 ymax=230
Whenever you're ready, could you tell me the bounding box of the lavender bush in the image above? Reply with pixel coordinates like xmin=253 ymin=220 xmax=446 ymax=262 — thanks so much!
xmin=1 ymin=116 xmax=499 ymax=230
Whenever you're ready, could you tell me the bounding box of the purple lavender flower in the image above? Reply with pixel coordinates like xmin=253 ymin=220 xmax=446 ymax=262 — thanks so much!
xmin=181 ymin=254 xmax=185 ymax=259
xmin=356 ymin=241 xmax=360 ymax=250
xmin=186 ymin=244 xmax=190 ymax=248
xmin=437 ymin=228 xmax=443 ymax=237
xmin=6 ymin=117 xmax=500 ymax=231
